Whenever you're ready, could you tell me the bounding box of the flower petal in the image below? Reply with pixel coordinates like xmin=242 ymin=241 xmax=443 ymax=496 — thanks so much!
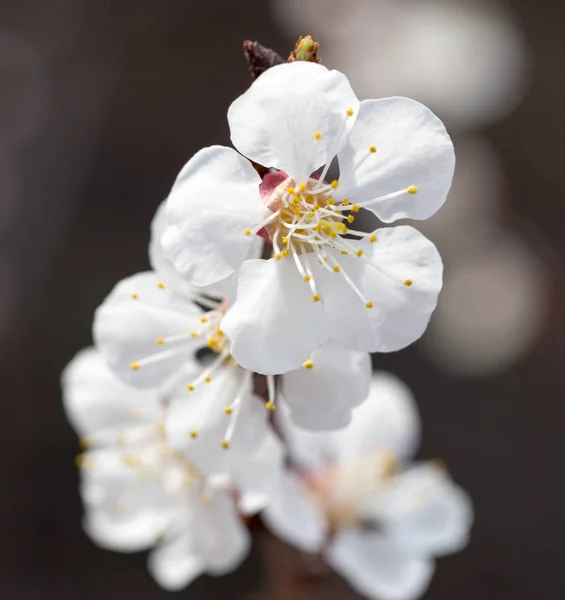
xmin=234 ymin=428 xmax=285 ymax=516
xmin=61 ymin=347 xmax=161 ymax=442
xmin=262 ymin=469 xmax=327 ymax=553
xmin=228 ymin=62 xmax=359 ymax=183
xmin=371 ymin=463 xmax=473 ymax=557
xmin=148 ymin=535 xmax=205 ymax=591
xmin=337 ymin=97 xmax=455 ymax=222
xmin=330 ymin=371 xmax=421 ymax=464
xmin=318 ymin=227 xmax=442 ymax=353
xmin=326 ymin=529 xmax=434 ymax=600
xmin=93 ymin=272 xmax=203 ymax=388
xmin=162 ymin=146 xmax=268 ymax=287
xmin=221 ymin=257 xmax=330 ymax=375
xmin=281 ymin=343 xmax=371 ymax=431
xmin=166 ymin=366 xmax=268 ymax=477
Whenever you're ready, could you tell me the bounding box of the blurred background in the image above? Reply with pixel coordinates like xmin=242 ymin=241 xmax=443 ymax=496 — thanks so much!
xmin=2 ymin=0 xmax=564 ymax=598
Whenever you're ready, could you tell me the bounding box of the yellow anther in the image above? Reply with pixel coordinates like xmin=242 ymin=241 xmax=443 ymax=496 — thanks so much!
xmin=130 ymin=362 xmax=139 ymax=371
xmin=187 ymin=384 xmax=195 ymax=391
xmin=156 ymin=338 xmax=164 ymax=345
xmin=122 ymin=454 xmax=141 ymax=468
xmin=129 ymin=408 xmax=141 ymax=419
xmin=224 ymin=406 xmax=232 ymax=415
xmin=200 ymin=316 xmax=208 ymax=323
xmin=366 ymin=301 xmax=374 ymax=309
xmin=351 ymin=204 xmax=360 ymax=213
xmin=275 ymin=252 xmax=282 ymax=260
xmin=304 ymin=275 xmax=311 ymax=282
xmin=266 ymin=401 xmax=276 ymax=411
xmin=216 ymin=329 xmax=224 ymax=337
xmin=131 ymin=293 xmax=138 ymax=299
xmin=312 ymin=294 xmax=321 ymax=303
xmin=156 ymin=422 xmax=166 ymax=437
xmin=286 ymin=186 xmax=295 ymax=194
xmin=341 ymin=250 xmax=348 ymax=255
xmin=347 ymin=215 xmax=355 ymax=223
xmin=244 ymin=228 xmax=251 ymax=236
xmin=157 ymin=282 xmax=165 ymax=289
xmin=75 ymin=453 xmax=87 ymax=469
xmin=293 ymin=207 xmax=301 ymax=216
xmin=356 ymin=249 xmax=363 ymax=258
xmin=307 ymin=212 xmax=315 ymax=218
xmin=370 ymin=235 xmax=377 ymax=243
xmin=201 ymin=493 xmax=213 ymax=505
xmin=305 ymin=195 xmax=314 ymax=204
xmin=333 ymin=265 xmax=340 ymax=273
xmin=291 ymin=196 xmax=300 ymax=206
xmin=314 ymin=132 xmax=322 ymax=140
xmin=314 ymin=223 xmax=322 ymax=232
xmin=346 ymin=108 xmax=354 ymax=116
xmin=190 ymin=430 xmax=198 ymax=438
xmin=282 ymin=236 xmax=289 ymax=244
xmin=283 ymin=248 xmax=290 ymax=257
xmin=298 ymin=182 xmax=307 ymax=192
xmin=407 ymin=185 xmax=418 ymax=195
xmin=207 ymin=337 xmax=217 ymax=349
xmin=303 ymin=359 xmax=315 ymax=369
xmin=205 ymin=376 xmax=212 ymax=383
xmin=343 ymin=199 xmax=350 ymax=206
xmin=313 ymin=204 xmax=320 ymax=211
xmin=404 ymin=279 xmax=414 ymax=287
xmin=190 ymin=331 xmax=199 ymax=338
xmin=369 ymin=145 xmax=377 ymax=153
xmin=330 ymin=180 xmax=339 ymax=189
xmin=222 ymin=440 xmax=230 ymax=449
xmin=116 ymin=433 xmax=127 ymax=446
xmin=79 ymin=436 xmax=92 ymax=450
xmin=327 ymin=197 xmax=336 ymax=205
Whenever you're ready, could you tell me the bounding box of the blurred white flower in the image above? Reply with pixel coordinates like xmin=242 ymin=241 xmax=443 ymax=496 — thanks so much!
xmin=272 ymin=0 xmax=530 ymax=131
xmin=263 ymin=372 xmax=473 ymax=600
xmin=162 ymin=61 xmax=452 ymax=374
xmin=61 ymin=347 xmax=285 ymax=590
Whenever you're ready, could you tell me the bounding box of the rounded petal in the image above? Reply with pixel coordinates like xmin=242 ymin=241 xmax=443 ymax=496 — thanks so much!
xmin=281 ymin=343 xmax=371 ymax=431
xmin=373 ymin=464 xmax=474 ymax=557
xmin=228 ymin=62 xmax=360 ymax=183
xmin=195 ymin=490 xmax=251 ymax=575
xmin=331 ymin=372 xmax=421 ymax=464
xmin=234 ymin=428 xmax=286 ymax=516
xmin=61 ymin=347 xmax=161 ymax=442
xmin=221 ymin=257 xmax=330 ymax=375
xmin=262 ymin=469 xmax=327 ymax=553
xmin=166 ymin=366 xmax=268 ymax=477
xmin=326 ymin=530 xmax=434 ymax=600
xmin=319 ymin=227 xmax=443 ymax=353
xmin=337 ymin=98 xmax=455 ymax=222
xmin=93 ymin=272 xmax=203 ymax=388
xmin=148 ymin=536 xmax=205 ymax=591
xmin=162 ymin=145 xmax=269 ymax=287
xmin=150 ymin=201 xmax=231 ymax=300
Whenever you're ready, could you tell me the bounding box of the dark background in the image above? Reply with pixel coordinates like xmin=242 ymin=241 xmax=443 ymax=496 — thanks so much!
xmin=2 ymin=0 xmax=565 ymax=598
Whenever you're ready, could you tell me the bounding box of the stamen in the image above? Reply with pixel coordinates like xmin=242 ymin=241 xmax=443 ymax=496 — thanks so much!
xmin=266 ymin=374 xmax=276 ymax=411
xmin=129 ymin=348 xmax=180 ymax=371
xmin=186 ymin=348 xmax=230 ymax=391
xmin=407 ymin=186 xmax=418 ymax=194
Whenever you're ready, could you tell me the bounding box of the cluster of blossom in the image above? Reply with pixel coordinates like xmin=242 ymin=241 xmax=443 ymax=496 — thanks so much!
xmin=62 ymin=56 xmax=473 ymax=600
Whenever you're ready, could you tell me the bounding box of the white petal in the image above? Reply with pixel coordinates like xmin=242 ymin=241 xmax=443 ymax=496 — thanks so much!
xmin=262 ymin=469 xmax=327 ymax=553
xmin=337 ymin=97 xmax=455 ymax=222
xmin=61 ymin=347 xmax=161 ymax=442
xmin=319 ymin=227 xmax=442 ymax=353
xmin=331 ymin=371 xmax=421 ymax=464
xmin=194 ymin=490 xmax=251 ymax=575
xmin=222 ymin=257 xmax=330 ymax=375
xmin=228 ymin=62 xmax=359 ymax=183
xmin=372 ymin=464 xmax=473 ymax=557
xmin=162 ymin=145 xmax=269 ymax=287
xmin=234 ymin=428 xmax=286 ymax=515
xmin=150 ymin=200 xmax=232 ymax=300
xmin=327 ymin=530 xmax=434 ymax=600
xmin=84 ymin=509 xmax=166 ymax=553
xmin=148 ymin=535 xmax=205 ymax=591
xmin=166 ymin=366 xmax=267 ymax=477
xmin=93 ymin=272 xmax=203 ymax=388
xmin=281 ymin=343 xmax=371 ymax=431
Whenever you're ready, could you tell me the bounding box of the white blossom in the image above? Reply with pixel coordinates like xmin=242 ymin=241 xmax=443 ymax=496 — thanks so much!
xmin=61 ymin=347 xmax=284 ymax=590
xmin=162 ymin=61 xmax=453 ymax=374
xmin=263 ymin=371 xmax=473 ymax=600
